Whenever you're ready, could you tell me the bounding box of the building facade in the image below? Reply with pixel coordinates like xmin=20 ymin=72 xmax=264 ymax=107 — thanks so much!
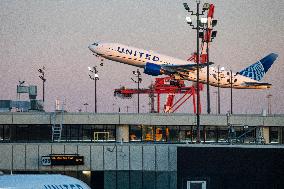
xmin=0 ymin=112 xmax=284 ymax=188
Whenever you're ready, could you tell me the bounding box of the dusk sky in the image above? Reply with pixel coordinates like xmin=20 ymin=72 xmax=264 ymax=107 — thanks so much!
xmin=0 ymin=0 xmax=283 ymax=114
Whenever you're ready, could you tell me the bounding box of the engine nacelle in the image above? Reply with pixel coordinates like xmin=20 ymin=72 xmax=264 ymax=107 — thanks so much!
xmin=144 ymin=62 xmax=163 ymax=76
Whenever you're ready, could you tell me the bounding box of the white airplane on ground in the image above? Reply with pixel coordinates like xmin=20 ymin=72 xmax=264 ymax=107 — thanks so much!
xmin=88 ymin=42 xmax=278 ymax=89
xmin=0 ymin=174 xmax=91 ymax=189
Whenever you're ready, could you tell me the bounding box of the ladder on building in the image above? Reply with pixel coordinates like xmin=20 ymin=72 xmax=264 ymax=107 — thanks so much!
xmin=52 ymin=100 xmax=64 ymax=142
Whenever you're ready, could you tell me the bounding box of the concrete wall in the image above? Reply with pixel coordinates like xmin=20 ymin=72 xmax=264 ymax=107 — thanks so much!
xmin=0 ymin=143 xmax=177 ymax=172
xmin=2 ymin=143 xmax=282 ymax=173
xmin=0 ymin=112 xmax=284 ymax=126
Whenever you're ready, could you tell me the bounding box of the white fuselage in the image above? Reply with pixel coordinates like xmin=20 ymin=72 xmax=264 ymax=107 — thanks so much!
xmin=0 ymin=174 xmax=91 ymax=189
xmin=89 ymin=42 xmax=269 ymax=89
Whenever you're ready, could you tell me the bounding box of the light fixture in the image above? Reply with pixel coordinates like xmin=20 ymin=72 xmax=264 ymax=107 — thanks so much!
xmin=185 ymin=16 xmax=192 ymax=24
xmin=183 ymin=3 xmax=190 ymax=11
xmin=202 ymin=3 xmax=210 ymax=10
xmin=212 ymin=19 xmax=218 ymax=27
xmin=199 ymin=32 xmax=204 ymax=38
xmin=211 ymin=31 xmax=217 ymax=38
xmin=19 ymin=80 xmax=25 ymax=85
xmin=82 ymin=170 xmax=91 ymax=175
xmin=200 ymin=17 xmax=208 ymax=24
xmin=220 ymin=67 xmax=225 ymax=71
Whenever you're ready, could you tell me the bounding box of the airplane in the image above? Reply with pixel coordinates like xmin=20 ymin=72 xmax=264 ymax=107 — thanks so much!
xmin=88 ymin=42 xmax=278 ymax=89
xmin=0 ymin=174 xmax=91 ymax=189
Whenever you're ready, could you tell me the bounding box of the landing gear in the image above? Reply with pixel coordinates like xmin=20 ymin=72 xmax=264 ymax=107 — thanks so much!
xmin=92 ymin=54 xmax=104 ymax=66
xmin=100 ymin=58 xmax=104 ymax=66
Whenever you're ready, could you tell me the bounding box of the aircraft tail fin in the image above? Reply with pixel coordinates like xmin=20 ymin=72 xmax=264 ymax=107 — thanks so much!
xmin=239 ymin=53 xmax=278 ymax=81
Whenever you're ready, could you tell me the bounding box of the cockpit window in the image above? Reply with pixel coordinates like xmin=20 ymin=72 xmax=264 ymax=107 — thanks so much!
xmin=92 ymin=42 xmax=98 ymax=46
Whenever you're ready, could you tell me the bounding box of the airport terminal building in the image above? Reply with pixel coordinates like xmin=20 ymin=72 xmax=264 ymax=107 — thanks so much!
xmin=1 ymin=112 xmax=284 ymax=188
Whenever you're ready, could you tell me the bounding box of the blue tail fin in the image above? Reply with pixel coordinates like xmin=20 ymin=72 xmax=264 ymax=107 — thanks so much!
xmin=239 ymin=53 xmax=278 ymax=81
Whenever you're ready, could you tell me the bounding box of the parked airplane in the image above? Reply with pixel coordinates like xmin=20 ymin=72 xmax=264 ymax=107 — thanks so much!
xmin=88 ymin=42 xmax=278 ymax=89
xmin=0 ymin=174 xmax=91 ymax=189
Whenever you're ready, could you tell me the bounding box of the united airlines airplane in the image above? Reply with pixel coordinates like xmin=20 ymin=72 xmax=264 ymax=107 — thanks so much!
xmin=0 ymin=174 xmax=91 ymax=189
xmin=88 ymin=42 xmax=278 ymax=89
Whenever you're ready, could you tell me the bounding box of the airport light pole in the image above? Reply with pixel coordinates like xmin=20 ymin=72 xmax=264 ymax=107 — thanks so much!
xmin=229 ymin=70 xmax=235 ymax=114
xmin=83 ymin=103 xmax=89 ymax=112
xmin=183 ymin=1 xmax=210 ymax=143
xmin=17 ymin=80 xmax=25 ymax=100
xmin=131 ymin=69 xmax=142 ymax=113
xmin=199 ymin=18 xmax=217 ymax=115
xmin=227 ymin=70 xmax=238 ymax=114
xmin=217 ymin=65 xmax=224 ymax=114
xmin=213 ymin=91 xmax=218 ymax=114
xmin=88 ymin=66 xmax=99 ymax=113
xmin=266 ymin=94 xmax=272 ymax=114
xmin=38 ymin=67 xmax=46 ymax=103
xmin=230 ymin=70 xmax=233 ymax=114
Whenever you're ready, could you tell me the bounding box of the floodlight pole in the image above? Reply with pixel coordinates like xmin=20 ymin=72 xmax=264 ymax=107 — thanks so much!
xmin=131 ymin=69 xmax=142 ymax=113
xmin=267 ymin=94 xmax=272 ymax=114
xmin=38 ymin=67 xmax=46 ymax=103
xmin=95 ymin=68 xmax=98 ymax=113
xmin=88 ymin=66 xmax=99 ymax=113
xmin=183 ymin=0 xmax=208 ymax=143
xmin=206 ymin=24 xmax=211 ymax=115
xmin=230 ymin=70 xmax=233 ymax=114
xmin=217 ymin=65 xmax=220 ymax=114
xmin=196 ymin=0 xmax=201 ymax=143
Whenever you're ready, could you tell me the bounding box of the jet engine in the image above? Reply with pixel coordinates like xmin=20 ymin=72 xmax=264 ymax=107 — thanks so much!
xmin=144 ymin=63 xmax=164 ymax=76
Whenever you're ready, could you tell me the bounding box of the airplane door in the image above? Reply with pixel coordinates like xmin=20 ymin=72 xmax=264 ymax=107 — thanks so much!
xmin=187 ymin=180 xmax=206 ymax=189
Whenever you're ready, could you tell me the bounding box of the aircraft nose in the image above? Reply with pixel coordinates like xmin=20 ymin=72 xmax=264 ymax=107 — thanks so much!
xmin=88 ymin=44 xmax=96 ymax=52
xmin=88 ymin=42 xmax=99 ymax=53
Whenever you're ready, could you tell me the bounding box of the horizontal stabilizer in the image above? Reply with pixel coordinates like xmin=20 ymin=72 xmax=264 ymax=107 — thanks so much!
xmin=243 ymin=82 xmax=272 ymax=87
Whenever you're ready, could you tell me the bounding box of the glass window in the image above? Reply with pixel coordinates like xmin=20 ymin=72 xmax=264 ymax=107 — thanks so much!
xmin=270 ymin=127 xmax=279 ymax=144
xmin=204 ymin=126 xmax=217 ymax=143
xmin=155 ymin=126 xmax=166 ymax=142
xmin=130 ymin=125 xmax=142 ymax=142
xmin=179 ymin=126 xmax=193 ymax=143
xmin=93 ymin=125 xmax=116 ymax=142
xmin=167 ymin=126 xmax=179 ymax=143
xmin=29 ymin=125 xmax=51 ymax=142
xmin=70 ymin=125 xmax=81 ymax=141
xmin=192 ymin=126 xmax=206 ymax=143
xmin=13 ymin=125 xmax=30 ymax=141
xmin=82 ymin=125 xmax=93 ymax=142
xmin=106 ymin=125 xmax=116 ymax=141
xmin=243 ymin=126 xmax=256 ymax=144
xmin=142 ymin=125 xmax=154 ymax=142
xmin=217 ymin=127 xmax=228 ymax=143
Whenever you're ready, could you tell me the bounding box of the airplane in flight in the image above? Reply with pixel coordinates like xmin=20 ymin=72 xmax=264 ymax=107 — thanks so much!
xmin=0 ymin=174 xmax=91 ymax=189
xmin=88 ymin=42 xmax=278 ymax=89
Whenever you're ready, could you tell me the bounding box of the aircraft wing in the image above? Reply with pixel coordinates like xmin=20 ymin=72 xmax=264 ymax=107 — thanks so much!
xmin=162 ymin=62 xmax=214 ymax=73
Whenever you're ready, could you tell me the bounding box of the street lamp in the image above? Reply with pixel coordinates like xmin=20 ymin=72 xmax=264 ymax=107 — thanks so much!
xmin=88 ymin=66 xmax=99 ymax=113
xmin=17 ymin=80 xmax=25 ymax=100
xmin=83 ymin=103 xmax=89 ymax=112
xmin=217 ymin=65 xmax=225 ymax=114
xmin=199 ymin=12 xmax=218 ymax=115
xmin=131 ymin=69 xmax=142 ymax=113
xmin=183 ymin=0 xmax=209 ymax=143
xmin=228 ymin=70 xmax=237 ymax=114
xmin=38 ymin=67 xmax=46 ymax=102
xmin=266 ymin=94 xmax=272 ymax=114
xmin=213 ymin=91 xmax=218 ymax=114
